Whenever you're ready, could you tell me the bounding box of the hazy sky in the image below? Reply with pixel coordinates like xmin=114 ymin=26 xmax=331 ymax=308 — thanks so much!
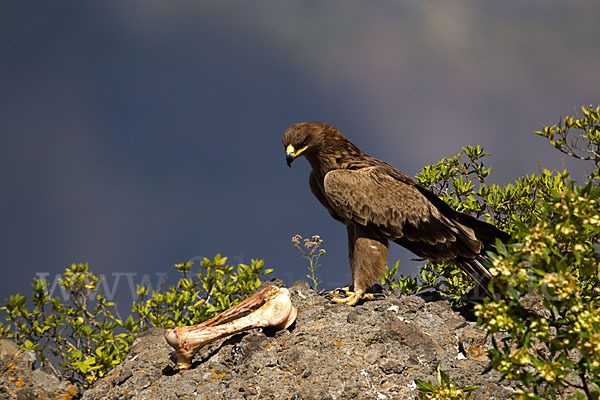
xmin=1 ymin=1 xmax=599 ymax=310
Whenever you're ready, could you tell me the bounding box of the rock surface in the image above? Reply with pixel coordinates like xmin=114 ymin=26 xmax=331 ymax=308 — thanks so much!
xmin=0 ymin=339 xmax=79 ymax=400
xmin=81 ymin=280 xmax=517 ymax=400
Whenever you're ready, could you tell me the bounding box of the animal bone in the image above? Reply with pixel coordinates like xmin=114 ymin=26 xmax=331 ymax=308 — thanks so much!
xmin=164 ymin=286 xmax=297 ymax=370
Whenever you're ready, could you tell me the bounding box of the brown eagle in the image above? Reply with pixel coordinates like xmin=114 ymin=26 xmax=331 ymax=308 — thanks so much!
xmin=283 ymin=122 xmax=509 ymax=305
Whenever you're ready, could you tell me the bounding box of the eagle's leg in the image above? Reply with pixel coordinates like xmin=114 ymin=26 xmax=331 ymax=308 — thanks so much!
xmin=331 ymin=227 xmax=388 ymax=305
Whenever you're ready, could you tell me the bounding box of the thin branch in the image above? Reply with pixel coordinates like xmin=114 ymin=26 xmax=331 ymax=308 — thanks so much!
xmin=579 ymin=372 xmax=591 ymax=398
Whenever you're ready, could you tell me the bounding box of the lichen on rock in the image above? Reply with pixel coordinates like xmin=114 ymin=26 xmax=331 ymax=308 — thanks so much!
xmin=0 ymin=338 xmax=79 ymax=400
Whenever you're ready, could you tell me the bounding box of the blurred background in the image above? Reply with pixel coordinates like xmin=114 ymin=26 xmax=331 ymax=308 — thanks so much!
xmin=1 ymin=1 xmax=599 ymax=310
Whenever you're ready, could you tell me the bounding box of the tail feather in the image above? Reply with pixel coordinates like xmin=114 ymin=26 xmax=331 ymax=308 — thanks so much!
xmin=456 ymin=211 xmax=510 ymax=247
xmin=457 ymin=256 xmax=493 ymax=297
xmin=454 ymin=212 xmax=509 ymax=297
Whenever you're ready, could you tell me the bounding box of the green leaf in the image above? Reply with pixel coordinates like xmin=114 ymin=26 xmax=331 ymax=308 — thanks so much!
xmin=414 ymin=379 xmax=436 ymax=392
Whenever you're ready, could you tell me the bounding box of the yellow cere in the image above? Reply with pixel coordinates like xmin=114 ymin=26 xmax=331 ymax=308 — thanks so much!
xmin=287 ymin=144 xmax=308 ymax=157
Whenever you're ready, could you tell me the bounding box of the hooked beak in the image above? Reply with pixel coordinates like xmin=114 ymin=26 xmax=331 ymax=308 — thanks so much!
xmin=285 ymin=144 xmax=307 ymax=167
xmin=286 ymin=153 xmax=295 ymax=167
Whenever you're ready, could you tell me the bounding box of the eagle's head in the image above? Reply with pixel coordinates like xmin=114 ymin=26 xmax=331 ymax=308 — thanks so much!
xmin=282 ymin=122 xmax=332 ymax=167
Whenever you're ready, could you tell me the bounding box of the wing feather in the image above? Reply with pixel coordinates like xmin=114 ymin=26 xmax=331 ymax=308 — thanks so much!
xmin=323 ymin=167 xmax=481 ymax=256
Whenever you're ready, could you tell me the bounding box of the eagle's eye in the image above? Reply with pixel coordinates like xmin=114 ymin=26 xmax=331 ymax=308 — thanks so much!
xmin=298 ymin=136 xmax=310 ymax=148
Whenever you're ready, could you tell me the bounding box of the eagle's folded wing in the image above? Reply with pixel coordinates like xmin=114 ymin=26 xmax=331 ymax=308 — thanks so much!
xmin=323 ymin=167 xmax=480 ymax=253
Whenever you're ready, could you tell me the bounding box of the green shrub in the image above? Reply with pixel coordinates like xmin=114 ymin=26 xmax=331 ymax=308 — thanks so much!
xmin=476 ymin=181 xmax=600 ymax=399
xmin=415 ymin=364 xmax=479 ymax=400
xmin=380 ymin=260 xmax=419 ymax=295
xmin=0 ymin=263 xmax=142 ymax=388
xmin=475 ymin=105 xmax=600 ymax=399
xmin=534 ymin=105 xmax=600 ymax=182
xmin=132 ymin=254 xmax=273 ymax=328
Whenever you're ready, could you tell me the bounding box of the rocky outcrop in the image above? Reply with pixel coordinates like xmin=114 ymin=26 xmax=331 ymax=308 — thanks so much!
xmin=82 ymin=281 xmax=516 ymax=399
xmin=0 ymin=339 xmax=79 ymax=400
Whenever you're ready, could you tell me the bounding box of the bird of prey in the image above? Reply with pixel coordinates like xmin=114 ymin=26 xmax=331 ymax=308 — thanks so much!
xmin=283 ymin=122 xmax=509 ymax=305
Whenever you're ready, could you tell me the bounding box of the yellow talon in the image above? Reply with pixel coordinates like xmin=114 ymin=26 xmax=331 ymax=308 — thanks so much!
xmin=330 ymin=289 xmax=376 ymax=306
xmin=329 ymin=286 xmax=352 ymax=298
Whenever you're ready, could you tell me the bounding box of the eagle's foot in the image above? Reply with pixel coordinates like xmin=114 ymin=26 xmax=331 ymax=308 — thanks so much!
xmin=329 ymin=286 xmax=351 ymax=298
xmin=330 ymin=288 xmax=374 ymax=306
